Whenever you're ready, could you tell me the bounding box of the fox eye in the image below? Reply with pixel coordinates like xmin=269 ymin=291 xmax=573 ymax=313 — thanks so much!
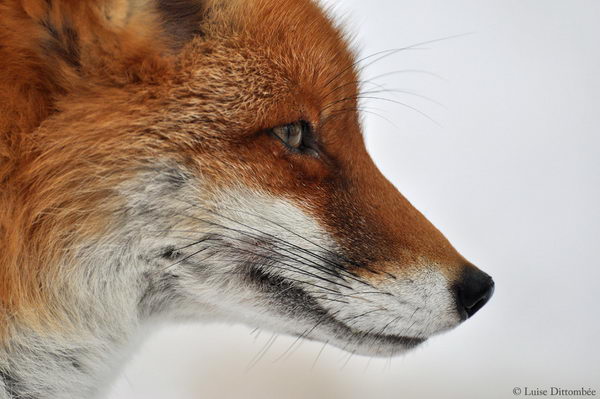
xmin=270 ymin=121 xmax=318 ymax=156
xmin=272 ymin=121 xmax=305 ymax=149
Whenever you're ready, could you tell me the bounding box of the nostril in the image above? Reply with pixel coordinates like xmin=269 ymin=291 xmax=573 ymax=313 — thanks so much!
xmin=454 ymin=265 xmax=495 ymax=319
xmin=461 ymin=280 xmax=494 ymax=317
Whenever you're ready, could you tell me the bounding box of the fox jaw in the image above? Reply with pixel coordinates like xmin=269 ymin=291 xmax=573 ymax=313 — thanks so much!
xmin=0 ymin=0 xmax=494 ymax=396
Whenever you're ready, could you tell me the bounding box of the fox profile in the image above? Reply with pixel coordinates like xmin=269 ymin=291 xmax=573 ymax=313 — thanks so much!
xmin=0 ymin=0 xmax=494 ymax=397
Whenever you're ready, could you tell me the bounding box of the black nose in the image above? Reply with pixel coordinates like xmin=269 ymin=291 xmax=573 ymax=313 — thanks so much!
xmin=454 ymin=265 xmax=495 ymax=319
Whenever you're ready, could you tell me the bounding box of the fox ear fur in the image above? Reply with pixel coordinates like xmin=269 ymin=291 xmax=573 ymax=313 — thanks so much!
xmin=26 ymin=0 xmax=207 ymax=67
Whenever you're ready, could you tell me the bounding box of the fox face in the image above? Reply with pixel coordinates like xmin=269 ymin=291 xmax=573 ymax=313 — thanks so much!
xmin=0 ymin=0 xmax=494 ymax=385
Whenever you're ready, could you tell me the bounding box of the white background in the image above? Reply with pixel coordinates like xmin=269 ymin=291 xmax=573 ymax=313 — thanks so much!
xmin=109 ymin=1 xmax=600 ymax=398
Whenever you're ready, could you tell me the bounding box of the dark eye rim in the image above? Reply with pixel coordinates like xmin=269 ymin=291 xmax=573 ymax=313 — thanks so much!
xmin=269 ymin=120 xmax=320 ymax=157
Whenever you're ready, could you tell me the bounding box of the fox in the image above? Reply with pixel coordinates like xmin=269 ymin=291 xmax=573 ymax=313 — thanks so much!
xmin=0 ymin=0 xmax=495 ymax=397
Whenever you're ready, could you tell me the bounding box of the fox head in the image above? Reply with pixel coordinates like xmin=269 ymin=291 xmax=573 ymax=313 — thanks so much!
xmin=0 ymin=0 xmax=494 ymax=358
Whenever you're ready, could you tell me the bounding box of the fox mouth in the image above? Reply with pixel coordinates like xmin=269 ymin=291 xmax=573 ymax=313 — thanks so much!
xmin=245 ymin=264 xmax=427 ymax=356
xmin=300 ymin=304 xmax=427 ymax=356
xmin=322 ymin=318 xmax=426 ymax=354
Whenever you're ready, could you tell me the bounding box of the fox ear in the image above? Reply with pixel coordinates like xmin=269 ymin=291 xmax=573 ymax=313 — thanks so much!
xmin=156 ymin=0 xmax=207 ymax=46
xmin=0 ymin=0 xmax=208 ymax=134
xmin=100 ymin=0 xmax=208 ymax=51
xmin=28 ymin=0 xmax=207 ymax=63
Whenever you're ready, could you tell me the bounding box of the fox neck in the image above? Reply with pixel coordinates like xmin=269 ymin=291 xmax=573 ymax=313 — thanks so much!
xmin=0 ymin=238 xmax=205 ymax=398
xmin=1 ymin=258 xmax=148 ymax=399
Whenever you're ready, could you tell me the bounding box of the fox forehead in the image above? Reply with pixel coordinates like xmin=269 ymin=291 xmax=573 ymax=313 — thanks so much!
xmin=175 ymin=0 xmax=361 ymax=131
